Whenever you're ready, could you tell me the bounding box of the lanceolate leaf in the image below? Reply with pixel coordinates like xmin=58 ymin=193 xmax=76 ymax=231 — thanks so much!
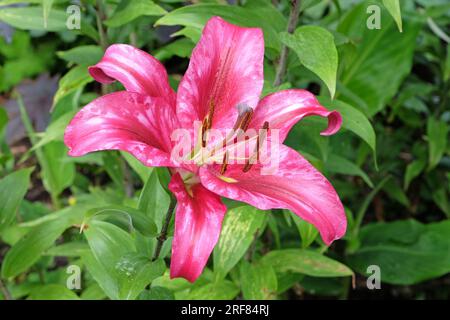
xmin=1 ymin=208 xmax=80 ymax=278
xmin=213 ymin=206 xmax=266 ymax=279
xmin=0 ymin=167 xmax=33 ymax=230
xmin=382 ymin=0 xmax=403 ymax=32
xmin=261 ymin=249 xmax=354 ymax=278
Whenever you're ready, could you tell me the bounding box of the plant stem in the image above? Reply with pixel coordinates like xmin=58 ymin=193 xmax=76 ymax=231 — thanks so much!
xmin=95 ymin=0 xmax=110 ymax=95
xmin=152 ymin=197 xmax=177 ymax=261
xmin=273 ymin=0 xmax=302 ymax=87
xmin=0 ymin=279 xmax=12 ymax=300
xmin=95 ymin=0 xmax=108 ymax=51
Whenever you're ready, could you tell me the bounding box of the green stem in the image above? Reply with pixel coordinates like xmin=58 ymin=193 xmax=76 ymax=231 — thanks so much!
xmin=17 ymin=93 xmax=61 ymax=209
xmin=0 ymin=279 xmax=12 ymax=300
xmin=352 ymin=175 xmax=391 ymax=238
xmin=152 ymin=197 xmax=177 ymax=261
xmin=273 ymin=0 xmax=302 ymax=87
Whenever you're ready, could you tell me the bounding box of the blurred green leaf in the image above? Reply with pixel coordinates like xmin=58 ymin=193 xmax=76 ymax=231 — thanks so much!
xmin=404 ymin=158 xmax=426 ymax=190
xmin=105 ymin=0 xmax=166 ymax=27
xmin=337 ymin=2 xmax=422 ymax=115
xmin=348 ymin=220 xmax=450 ymax=285
xmin=0 ymin=168 xmax=33 ymax=230
xmin=0 ymin=7 xmax=66 ymax=32
xmin=29 ymin=284 xmax=80 ymax=300
xmin=382 ymin=0 xmax=403 ymax=32
xmin=1 ymin=210 xmax=78 ymax=278
xmin=155 ymin=1 xmax=286 ymax=51
xmin=261 ymin=249 xmax=353 ymax=277
xmin=53 ymin=66 xmax=94 ymax=107
xmin=281 ymin=26 xmax=338 ymax=97
xmin=57 ymin=45 xmax=103 ymax=66
xmin=213 ymin=205 xmax=266 ymax=279
xmin=427 ymin=117 xmax=448 ymax=170
xmin=326 ymin=154 xmax=373 ymax=188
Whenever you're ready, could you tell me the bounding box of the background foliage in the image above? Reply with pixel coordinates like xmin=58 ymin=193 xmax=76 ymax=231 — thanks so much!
xmin=0 ymin=0 xmax=449 ymax=300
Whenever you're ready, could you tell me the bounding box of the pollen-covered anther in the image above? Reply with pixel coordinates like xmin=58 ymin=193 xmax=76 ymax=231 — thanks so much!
xmin=243 ymin=121 xmax=269 ymax=173
xmin=201 ymin=117 xmax=208 ymax=148
xmin=220 ymin=151 xmax=229 ymax=175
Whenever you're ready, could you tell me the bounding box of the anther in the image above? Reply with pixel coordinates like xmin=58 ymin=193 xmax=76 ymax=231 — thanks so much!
xmin=220 ymin=151 xmax=229 ymax=175
xmin=201 ymin=118 xmax=208 ymax=148
xmin=242 ymin=121 xmax=270 ymax=173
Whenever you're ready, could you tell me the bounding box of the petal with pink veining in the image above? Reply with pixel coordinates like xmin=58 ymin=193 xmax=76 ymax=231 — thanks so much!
xmin=177 ymin=16 xmax=264 ymax=130
xmin=89 ymin=44 xmax=176 ymax=106
xmin=168 ymin=173 xmax=227 ymax=283
xmin=199 ymin=145 xmax=346 ymax=245
xmin=249 ymin=89 xmax=342 ymax=142
xmin=64 ymin=91 xmax=179 ymax=167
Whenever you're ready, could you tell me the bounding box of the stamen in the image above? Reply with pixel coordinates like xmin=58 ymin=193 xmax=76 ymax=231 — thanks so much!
xmin=201 ymin=118 xmax=208 ymax=148
xmin=242 ymin=121 xmax=270 ymax=173
xmin=206 ymin=100 xmax=215 ymax=130
xmin=220 ymin=151 xmax=229 ymax=175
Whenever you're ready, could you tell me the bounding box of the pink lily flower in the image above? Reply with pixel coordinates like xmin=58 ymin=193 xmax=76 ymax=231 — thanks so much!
xmin=64 ymin=16 xmax=346 ymax=283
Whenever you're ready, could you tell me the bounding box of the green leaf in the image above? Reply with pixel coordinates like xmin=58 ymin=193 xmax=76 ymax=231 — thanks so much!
xmin=117 ymin=254 xmax=166 ymax=300
xmin=185 ymin=280 xmax=239 ymax=300
xmin=45 ymin=242 xmax=90 ymax=257
xmin=139 ymin=286 xmax=174 ymax=300
xmin=29 ymin=284 xmax=80 ymax=300
xmin=289 ymin=212 xmax=319 ymax=248
xmin=382 ymin=0 xmax=403 ymax=32
xmin=0 ymin=168 xmax=33 ymax=230
xmin=42 ymin=0 xmax=55 ymax=29
xmin=41 ymin=141 xmax=75 ymax=197
xmin=155 ymin=1 xmax=286 ymax=51
xmin=213 ymin=205 xmax=266 ymax=279
xmin=427 ymin=117 xmax=448 ymax=170
xmin=1 ymin=211 xmax=78 ymax=278
xmin=83 ymin=205 xmax=158 ymax=237
xmin=31 ymin=110 xmax=77 ymax=151
xmin=325 ymin=154 xmax=373 ymax=188
xmin=105 ymin=0 xmax=166 ymax=28
xmin=57 ymin=45 xmax=103 ymax=66
xmin=83 ymin=220 xmax=162 ymax=300
xmin=53 ymin=66 xmax=94 ymax=107
xmin=404 ymin=158 xmax=426 ymax=190
xmin=261 ymin=249 xmax=353 ymax=278
xmin=153 ymin=38 xmax=194 ymax=61
xmin=0 ymin=7 xmax=66 ymax=31
xmin=138 ymin=169 xmax=170 ymax=230
xmin=318 ymin=97 xmax=376 ymax=157
xmin=348 ymin=220 xmax=450 ymax=285
xmin=280 ymin=26 xmax=338 ymax=97
xmin=240 ymin=261 xmax=277 ymax=300
xmin=338 ymin=2 xmax=422 ymax=115
xmin=382 ymin=178 xmax=410 ymax=207
xmin=121 ymin=151 xmax=151 ymax=183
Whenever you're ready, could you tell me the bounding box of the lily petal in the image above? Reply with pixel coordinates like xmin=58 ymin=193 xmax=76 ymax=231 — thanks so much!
xmin=199 ymin=145 xmax=346 ymax=245
xmin=64 ymin=91 xmax=179 ymax=167
xmin=89 ymin=44 xmax=176 ymax=106
xmin=177 ymin=16 xmax=264 ymax=130
xmin=168 ymin=173 xmax=227 ymax=282
xmin=249 ymin=89 xmax=342 ymax=142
